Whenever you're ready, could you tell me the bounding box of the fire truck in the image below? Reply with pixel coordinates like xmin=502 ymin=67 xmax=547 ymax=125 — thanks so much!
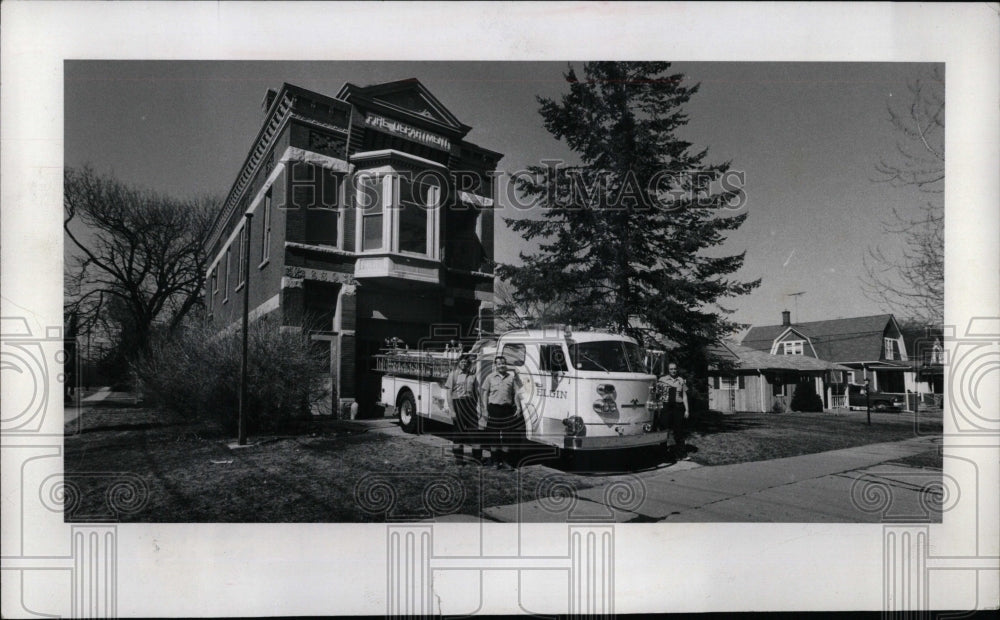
xmin=375 ymin=327 xmax=671 ymax=451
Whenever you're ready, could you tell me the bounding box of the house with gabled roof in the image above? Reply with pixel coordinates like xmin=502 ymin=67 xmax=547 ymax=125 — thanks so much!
xmin=741 ymin=311 xmax=921 ymax=403
xmin=900 ymin=323 xmax=944 ymax=401
xmin=707 ymin=341 xmax=850 ymax=413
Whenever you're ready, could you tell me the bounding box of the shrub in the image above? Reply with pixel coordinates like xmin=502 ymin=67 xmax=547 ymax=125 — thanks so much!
xmin=133 ymin=317 xmax=330 ymax=434
xmin=790 ymin=383 xmax=824 ymax=412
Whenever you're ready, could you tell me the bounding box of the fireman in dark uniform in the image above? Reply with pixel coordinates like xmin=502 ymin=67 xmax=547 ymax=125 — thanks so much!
xmin=445 ymin=355 xmax=482 ymax=463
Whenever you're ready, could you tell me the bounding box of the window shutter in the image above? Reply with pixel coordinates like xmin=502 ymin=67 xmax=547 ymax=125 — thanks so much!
xmin=713 ymin=376 xmax=720 ymax=389
xmin=738 ymin=375 xmax=745 ymax=389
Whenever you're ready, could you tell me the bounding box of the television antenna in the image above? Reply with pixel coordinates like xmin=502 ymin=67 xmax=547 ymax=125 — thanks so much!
xmin=787 ymin=291 xmax=806 ymax=322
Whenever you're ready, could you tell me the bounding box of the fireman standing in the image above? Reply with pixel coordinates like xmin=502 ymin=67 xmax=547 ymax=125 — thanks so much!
xmin=445 ymin=355 xmax=482 ymax=463
xmin=481 ymin=355 xmax=523 ymax=470
xmin=657 ymin=362 xmax=691 ymax=459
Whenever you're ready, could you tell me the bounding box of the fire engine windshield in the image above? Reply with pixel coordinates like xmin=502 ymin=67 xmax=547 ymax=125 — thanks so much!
xmin=568 ymin=340 xmax=646 ymax=373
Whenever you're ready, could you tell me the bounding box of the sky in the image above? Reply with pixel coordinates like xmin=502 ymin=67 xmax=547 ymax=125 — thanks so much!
xmin=64 ymin=60 xmax=940 ymax=333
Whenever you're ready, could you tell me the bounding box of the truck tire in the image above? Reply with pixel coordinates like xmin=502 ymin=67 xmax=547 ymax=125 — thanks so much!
xmin=873 ymin=400 xmax=889 ymax=413
xmin=398 ymin=390 xmax=421 ymax=434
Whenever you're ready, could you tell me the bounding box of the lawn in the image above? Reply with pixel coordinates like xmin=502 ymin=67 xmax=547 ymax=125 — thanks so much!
xmin=63 ymin=405 xmax=617 ymax=522
xmin=63 ymin=404 xmax=941 ymax=522
xmin=685 ymin=408 xmax=943 ymax=466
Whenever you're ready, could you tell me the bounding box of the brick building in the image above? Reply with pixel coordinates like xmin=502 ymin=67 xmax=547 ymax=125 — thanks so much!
xmin=204 ymin=79 xmax=502 ymax=416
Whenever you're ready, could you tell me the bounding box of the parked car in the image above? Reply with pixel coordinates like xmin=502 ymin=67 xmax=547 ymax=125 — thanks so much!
xmin=846 ymin=383 xmax=903 ymax=412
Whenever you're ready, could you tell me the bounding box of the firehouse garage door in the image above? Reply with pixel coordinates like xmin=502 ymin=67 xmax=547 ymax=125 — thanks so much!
xmin=355 ymin=289 xmax=443 ymax=417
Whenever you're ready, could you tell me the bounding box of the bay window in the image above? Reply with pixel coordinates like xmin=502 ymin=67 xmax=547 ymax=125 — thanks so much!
xmin=355 ymin=170 xmax=440 ymax=259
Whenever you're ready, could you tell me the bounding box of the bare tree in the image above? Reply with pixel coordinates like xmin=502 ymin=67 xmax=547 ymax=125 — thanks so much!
xmin=64 ymin=166 xmax=218 ymax=372
xmin=493 ymin=278 xmax=570 ymax=332
xmin=864 ymin=66 xmax=944 ymax=325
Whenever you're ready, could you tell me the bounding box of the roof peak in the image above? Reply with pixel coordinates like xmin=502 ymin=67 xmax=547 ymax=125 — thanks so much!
xmin=336 ymin=77 xmax=472 ymax=136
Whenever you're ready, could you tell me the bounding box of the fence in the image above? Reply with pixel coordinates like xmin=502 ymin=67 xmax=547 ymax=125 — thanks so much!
xmin=898 ymin=391 xmax=943 ymax=411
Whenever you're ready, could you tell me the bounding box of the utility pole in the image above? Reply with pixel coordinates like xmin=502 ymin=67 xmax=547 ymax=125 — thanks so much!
xmin=865 ymin=376 xmax=871 ymax=426
xmin=238 ymin=213 xmax=253 ymax=446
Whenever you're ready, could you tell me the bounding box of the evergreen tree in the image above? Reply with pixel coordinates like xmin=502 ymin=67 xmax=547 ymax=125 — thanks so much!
xmin=790 ymin=382 xmax=824 ymax=413
xmin=497 ymin=62 xmax=759 ymax=364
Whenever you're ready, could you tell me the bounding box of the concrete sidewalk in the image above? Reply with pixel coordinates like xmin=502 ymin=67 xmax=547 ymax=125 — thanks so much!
xmin=483 ymin=435 xmax=942 ymax=523
xmin=80 ymin=387 xmax=112 ymax=403
xmin=65 ymin=388 xmax=142 ymax=427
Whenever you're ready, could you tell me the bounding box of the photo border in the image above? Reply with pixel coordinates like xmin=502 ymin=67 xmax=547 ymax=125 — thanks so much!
xmin=2 ymin=2 xmax=997 ymax=615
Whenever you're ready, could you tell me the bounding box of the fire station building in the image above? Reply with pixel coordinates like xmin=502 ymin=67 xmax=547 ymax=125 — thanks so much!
xmin=204 ymin=79 xmax=502 ymax=416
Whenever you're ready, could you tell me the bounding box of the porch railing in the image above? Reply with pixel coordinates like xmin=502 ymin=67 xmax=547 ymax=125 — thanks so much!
xmin=826 ymin=390 xmax=942 ymax=412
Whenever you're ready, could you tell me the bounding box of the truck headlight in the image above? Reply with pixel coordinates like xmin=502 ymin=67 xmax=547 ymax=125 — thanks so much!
xmin=563 ymin=416 xmax=586 ymax=437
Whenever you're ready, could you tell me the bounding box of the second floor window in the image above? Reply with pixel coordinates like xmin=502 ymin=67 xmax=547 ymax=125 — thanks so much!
xmin=397 ymin=175 xmax=438 ymax=255
xmin=261 ymin=191 xmax=271 ymax=263
xmin=358 ymin=175 xmax=384 ymax=252
xmin=237 ymin=226 xmax=246 ymax=286
xmin=223 ymin=248 xmax=231 ymax=301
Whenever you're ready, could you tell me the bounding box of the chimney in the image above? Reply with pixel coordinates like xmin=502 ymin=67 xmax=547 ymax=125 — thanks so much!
xmin=262 ymin=88 xmax=277 ymax=114
xmin=781 ymin=310 xmax=791 ymax=326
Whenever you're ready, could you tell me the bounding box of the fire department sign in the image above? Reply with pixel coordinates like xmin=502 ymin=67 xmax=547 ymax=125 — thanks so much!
xmin=364 ymin=113 xmax=451 ymax=151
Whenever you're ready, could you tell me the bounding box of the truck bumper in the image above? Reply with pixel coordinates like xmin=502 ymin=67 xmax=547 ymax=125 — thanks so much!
xmin=533 ymin=430 xmax=672 ymax=451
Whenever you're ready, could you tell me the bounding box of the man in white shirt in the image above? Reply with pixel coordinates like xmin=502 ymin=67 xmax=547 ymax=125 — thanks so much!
xmin=657 ymin=362 xmax=691 ymax=459
xmin=481 ymin=355 xmax=523 ymax=470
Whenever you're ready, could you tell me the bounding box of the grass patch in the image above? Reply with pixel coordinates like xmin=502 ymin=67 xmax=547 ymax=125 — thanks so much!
xmin=685 ymin=410 xmax=941 ymax=466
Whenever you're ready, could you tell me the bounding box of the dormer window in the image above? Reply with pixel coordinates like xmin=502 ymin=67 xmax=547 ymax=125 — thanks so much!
xmin=884 ymin=337 xmax=899 ymax=360
xmin=781 ymin=340 xmax=804 ymax=355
